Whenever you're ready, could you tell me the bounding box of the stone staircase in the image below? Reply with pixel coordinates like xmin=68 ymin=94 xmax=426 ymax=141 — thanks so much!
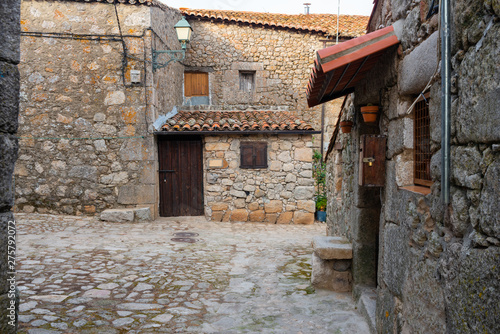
xmin=99 ymin=207 xmax=152 ymax=223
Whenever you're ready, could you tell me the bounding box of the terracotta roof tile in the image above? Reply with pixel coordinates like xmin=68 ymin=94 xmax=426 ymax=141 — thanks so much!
xmin=161 ymin=110 xmax=317 ymax=133
xmin=181 ymin=8 xmax=369 ymax=38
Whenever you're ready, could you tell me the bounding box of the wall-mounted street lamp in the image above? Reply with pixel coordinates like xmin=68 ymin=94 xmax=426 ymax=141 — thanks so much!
xmin=152 ymin=16 xmax=193 ymax=72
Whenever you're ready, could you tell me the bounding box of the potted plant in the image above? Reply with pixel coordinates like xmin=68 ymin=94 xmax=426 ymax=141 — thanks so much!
xmin=360 ymin=104 xmax=379 ymax=123
xmin=315 ymin=195 xmax=327 ymax=222
xmin=340 ymin=120 xmax=353 ymax=133
xmin=313 ymin=150 xmax=327 ymax=222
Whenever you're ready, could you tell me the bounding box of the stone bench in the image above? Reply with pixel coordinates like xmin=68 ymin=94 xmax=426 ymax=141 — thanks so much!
xmin=311 ymin=236 xmax=353 ymax=292
xmin=100 ymin=207 xmax=152 ymax=223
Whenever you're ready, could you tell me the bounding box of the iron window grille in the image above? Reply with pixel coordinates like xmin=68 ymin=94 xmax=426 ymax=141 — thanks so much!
xmin=414 ymin=94 xmax=432 ymax=187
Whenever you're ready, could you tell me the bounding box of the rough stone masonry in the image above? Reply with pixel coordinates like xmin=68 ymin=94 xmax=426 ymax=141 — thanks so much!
xmin=325 ymin=0 xmax=500 ymax=332
xmin=16 ymin=0 xmax=184 ymax=218
xmin=0 ymin=0 xmax=21 ymax=332
xmin=204 ymin=134 xmax=316 ymax=224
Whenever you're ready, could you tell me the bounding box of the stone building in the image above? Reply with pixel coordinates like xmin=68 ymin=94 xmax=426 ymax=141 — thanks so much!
xmin=1 ymin=0 xmax=20 ymax=332
xmin=160 ymin=9 xmax=368 ymax=223
xmin=16 ymin=0 xmax=187 ymax=218
xmin=16 ymin=0 xmax=368 ymax=222
xmin=308 ymin=0 xmax=499 ymax=332
xmin=180 ymin=8 xmax=367 ymax=133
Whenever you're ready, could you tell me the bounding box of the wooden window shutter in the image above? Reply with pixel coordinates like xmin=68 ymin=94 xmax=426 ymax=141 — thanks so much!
xmin=359 ymin=135 xmax=386 ymax=187
xmin=184 ymin=72 xmax=208 ymax=97
xmin=240 ymin=143 xmax=254 ymax=168
xmin=239 ymin=71 xmax=255 ymax=92
xmin=240 ymin=142 xmax=267 ymax=169
xmin=254 ymin=142 xmax=267 ymax=168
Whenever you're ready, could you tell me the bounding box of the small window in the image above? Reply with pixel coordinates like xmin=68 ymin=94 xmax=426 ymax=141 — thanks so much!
xmin=414 ymin=95 xmax=432 ymax=187
xmin=239 ymin=71 xmax=255 ymax=92
xmin=184 ymin=72 xmax=208 ymax=97
xmin=240 ymin=142 xmax=267 ymax=169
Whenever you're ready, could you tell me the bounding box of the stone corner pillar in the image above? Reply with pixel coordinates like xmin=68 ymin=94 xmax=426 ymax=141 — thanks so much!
xmin=0 ymin=0 xmax=21 ymax=332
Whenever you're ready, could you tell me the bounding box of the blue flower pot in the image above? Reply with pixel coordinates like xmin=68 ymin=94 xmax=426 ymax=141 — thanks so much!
xmin=316 ymin=211 xmax=326 ymax=222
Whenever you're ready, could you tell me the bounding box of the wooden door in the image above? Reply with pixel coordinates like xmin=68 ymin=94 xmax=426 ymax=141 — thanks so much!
xmin=158 ymin=136 xmax=204 ymax=217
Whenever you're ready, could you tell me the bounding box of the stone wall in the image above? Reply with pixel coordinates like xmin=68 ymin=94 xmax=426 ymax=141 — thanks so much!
xmin=16 ymin=0 xmax=183 ymax=217
xmin=0 ymin=0 xmax=20 ymax=332
xmin=326 ymin=0 xmax=500 ymax=332
xmin=183 ymin=18 xmax=342 ymax=150
xmin=203 ymin=134 xmax=316 ymax=224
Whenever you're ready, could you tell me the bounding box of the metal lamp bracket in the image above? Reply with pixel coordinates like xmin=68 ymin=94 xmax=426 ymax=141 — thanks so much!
xmin=152 ymin=43 xmax=187 ymax=72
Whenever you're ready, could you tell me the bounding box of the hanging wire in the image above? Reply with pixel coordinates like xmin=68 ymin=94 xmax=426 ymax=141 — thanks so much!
xmin=113 ymin=0 xmax=129 ymax=87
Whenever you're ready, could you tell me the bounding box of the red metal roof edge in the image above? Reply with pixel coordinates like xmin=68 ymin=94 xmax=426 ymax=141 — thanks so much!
xmin=306 ymin=24 xmax=400 ymax=107
xmin=321 ymin=34 xmax=399 ymax=73
xmin=317 ymin=25 xmax=394 ymax=62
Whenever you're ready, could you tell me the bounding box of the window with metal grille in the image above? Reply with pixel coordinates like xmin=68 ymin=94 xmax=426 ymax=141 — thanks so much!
xmin=414 ymin=95 xmax=432 ymax=187
xmin=240 ymin=142 xmax=267 ymax=169
xmin=239 ymin=71 xmax=255 ymax=92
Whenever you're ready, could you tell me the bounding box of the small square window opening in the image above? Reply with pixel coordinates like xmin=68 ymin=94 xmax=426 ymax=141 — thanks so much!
xmin=184 ymin=72 xmax=209 ymax=97
xmin=240 ymin=142 xmax=267 ymax=169
xmin=239 ymin=71 xmax=255 ymax=92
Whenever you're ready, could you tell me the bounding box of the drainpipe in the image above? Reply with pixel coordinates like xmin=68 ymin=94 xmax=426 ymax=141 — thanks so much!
xmin=441 ymin=0 xmax=451 ymax=204
xmin=320 ymin=104 xmax=325 ymax=161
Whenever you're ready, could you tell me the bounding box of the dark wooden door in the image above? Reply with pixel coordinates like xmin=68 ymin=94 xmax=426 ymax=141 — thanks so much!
xmin=158 ymin=136 xmax=204 ymax=217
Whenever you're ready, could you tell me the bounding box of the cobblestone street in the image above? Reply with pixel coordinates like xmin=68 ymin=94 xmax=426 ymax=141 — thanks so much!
xmin=15 ymin=213 xmax=369 ymax=333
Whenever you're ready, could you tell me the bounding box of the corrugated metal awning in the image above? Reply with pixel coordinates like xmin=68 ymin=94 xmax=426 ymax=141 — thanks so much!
xmin=306 ymin=25 xmax=399 ymax=107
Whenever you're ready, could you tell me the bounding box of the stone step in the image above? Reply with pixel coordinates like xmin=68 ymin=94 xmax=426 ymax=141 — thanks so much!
xmin=100 ymin=207 xmax=151 ymax=223
xmin=312 ymin=236 xmax=352 ymax=259
xmin=356 ymin=286 xmax=377 ymax=334
xmin=311 ymin=236 xmax=353 ymax=292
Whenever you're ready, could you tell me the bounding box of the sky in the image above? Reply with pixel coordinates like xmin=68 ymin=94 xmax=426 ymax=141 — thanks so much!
xmin=158 ymin=0 xmax=375 ymax=16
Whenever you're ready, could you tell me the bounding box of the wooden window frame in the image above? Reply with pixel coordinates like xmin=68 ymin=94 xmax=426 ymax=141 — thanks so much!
xmin=239 ymin=71 xmax=255 ymax=92
xmin=240 ymin=142 xmax=267 ymax=169
xmin=413 ymin=93 xmax=433 ymax=187
xmin=184 ymin=72 xmax=209 ymax=97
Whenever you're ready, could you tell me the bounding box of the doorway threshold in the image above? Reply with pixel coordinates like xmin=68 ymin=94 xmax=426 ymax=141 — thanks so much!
xmin=354 ymin=285 xmax=377 ymax=334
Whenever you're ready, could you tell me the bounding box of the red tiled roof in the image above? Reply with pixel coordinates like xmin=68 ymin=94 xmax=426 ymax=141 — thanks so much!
xmin=306 ymin=25 xmax=399 ymax=107
xmin=180 ymin=8 xmax=369 ymax=38
xmin=160 ymin=110 xmax=318 ymax=133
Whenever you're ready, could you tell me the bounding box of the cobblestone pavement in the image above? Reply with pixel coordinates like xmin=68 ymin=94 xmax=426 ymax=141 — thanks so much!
xmin=15 ymin=213 xmax=370 ymax=333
